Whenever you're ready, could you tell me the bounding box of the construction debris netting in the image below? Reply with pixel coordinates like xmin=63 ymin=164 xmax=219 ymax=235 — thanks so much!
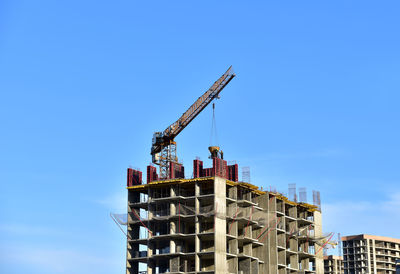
xmin=112 ymin=203 xmax=336 ymax=251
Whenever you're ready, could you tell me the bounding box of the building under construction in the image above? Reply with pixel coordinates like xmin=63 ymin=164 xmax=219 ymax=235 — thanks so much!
xmin=124 ymin=67 xmax=324 ymax=273
xmin=125 ymin=154 xmax=324 ymax=273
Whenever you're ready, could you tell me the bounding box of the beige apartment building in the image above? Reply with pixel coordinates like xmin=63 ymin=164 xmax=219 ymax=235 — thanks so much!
xmin=342 ymin=234 xmax=400 ymax=274
xmin=324 ymin=255 xmax=344 ymax=273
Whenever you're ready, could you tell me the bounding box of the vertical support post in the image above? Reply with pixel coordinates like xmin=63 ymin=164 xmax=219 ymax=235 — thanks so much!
xmin=214 ymin=177 xmax=227 ymax=273
xmin=178 ymin=202 xmax=181 ymax=233
xmin=244 ymin=205 xmax=254 ymax=237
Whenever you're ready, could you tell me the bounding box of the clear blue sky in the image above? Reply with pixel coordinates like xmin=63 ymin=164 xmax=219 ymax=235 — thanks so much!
xmin=1 ymin=1 xmax=399 ymax=273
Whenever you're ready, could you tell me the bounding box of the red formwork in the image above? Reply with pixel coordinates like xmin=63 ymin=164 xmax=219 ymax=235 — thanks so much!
xmin=169 ymin=162 xmax=174 ymax=179
xmin=227 ymin=164 xmax=239 ymax=182
xmin=177 ymin=165 xmax=184 ymax=179
xmin=127 ymin=168 xmax=134 ymax=186
xmin=213 ymin=158 xmax=227 ymax=178
xmin=203 ymin=168 xmax=213 ymax=177
xmin=147 ymin=165 xmax=158 ymax=183
xmin=193 ymin=159 xmax=203 ymax=178
xmin=169 ymin=162 xmax=185 ymax=179
xmin=193 ymin=158 xmax=236 ymax=180
xmin=127 ymin=168 xmax=142 ymax=186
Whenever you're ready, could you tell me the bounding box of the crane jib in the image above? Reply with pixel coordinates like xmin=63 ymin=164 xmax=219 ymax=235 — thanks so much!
xmin=163 ymin=67 xmax=235 ymax=139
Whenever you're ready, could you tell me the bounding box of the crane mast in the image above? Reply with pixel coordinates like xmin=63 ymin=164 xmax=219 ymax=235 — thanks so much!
xmin=151 ymin=66 xmax=235 ymax=179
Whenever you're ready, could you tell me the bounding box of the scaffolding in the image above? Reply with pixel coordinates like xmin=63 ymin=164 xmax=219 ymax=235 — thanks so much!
xmin=313 ymin=190 xmax=321 ymax=211
xmin=242 ymin=166 xmax=250 ymax=183
xmin=299 ymin=187 xmax=307 ymax=203
xmin=289 ymin=183 xmax=297 ymax=203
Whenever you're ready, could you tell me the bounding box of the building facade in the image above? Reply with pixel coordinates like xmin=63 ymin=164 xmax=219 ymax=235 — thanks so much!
xmin=342 ymin=234 xmax=400 ymax=274
xmin=126 ymin=158 xmax=324 ymax=273
xmin=324 ymin=255 xmax=344 ymax=273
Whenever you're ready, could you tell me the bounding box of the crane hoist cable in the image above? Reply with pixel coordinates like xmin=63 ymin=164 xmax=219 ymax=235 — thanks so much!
xmin=209 ymin=103 xmax=219 ymax=147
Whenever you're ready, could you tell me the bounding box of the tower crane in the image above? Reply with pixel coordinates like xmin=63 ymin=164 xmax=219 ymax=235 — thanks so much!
xmin=151 ymin=66 xmax=235 ymax=179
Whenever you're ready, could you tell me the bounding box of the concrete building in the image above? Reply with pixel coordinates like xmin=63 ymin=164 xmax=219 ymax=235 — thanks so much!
xmin=324 ymin=255 xmax=344 ymax=273
xmin=125 ymin=157 xmax=324 ymax=274
xmin=342 ymin=234 xmax=400 ymax=274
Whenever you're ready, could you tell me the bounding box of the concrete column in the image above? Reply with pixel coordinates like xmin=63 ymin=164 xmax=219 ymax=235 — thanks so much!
xmin=195 ymin=182 xmax=200 ymax=272
xmin=268 ymin=198 xmax=278 ymax=273
xmin=372 ymin=239 xmax=377 ymax=274
xmin=147 ymin=188 xmax=153 ymax=274
xmin=195 ymin=219 xmax=200 ymax=272
xmin=170 ymin=186 xmax=176 ymax=253
xmin=313 ymin=210 xmax=324 ymax=273
xmin=147 ymin=259 xmax=155 ymax=274
xmin=214 ymin=177 xmax=227 ymax=273
xmin=259 ymin=195 xmax=271 ymax=274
